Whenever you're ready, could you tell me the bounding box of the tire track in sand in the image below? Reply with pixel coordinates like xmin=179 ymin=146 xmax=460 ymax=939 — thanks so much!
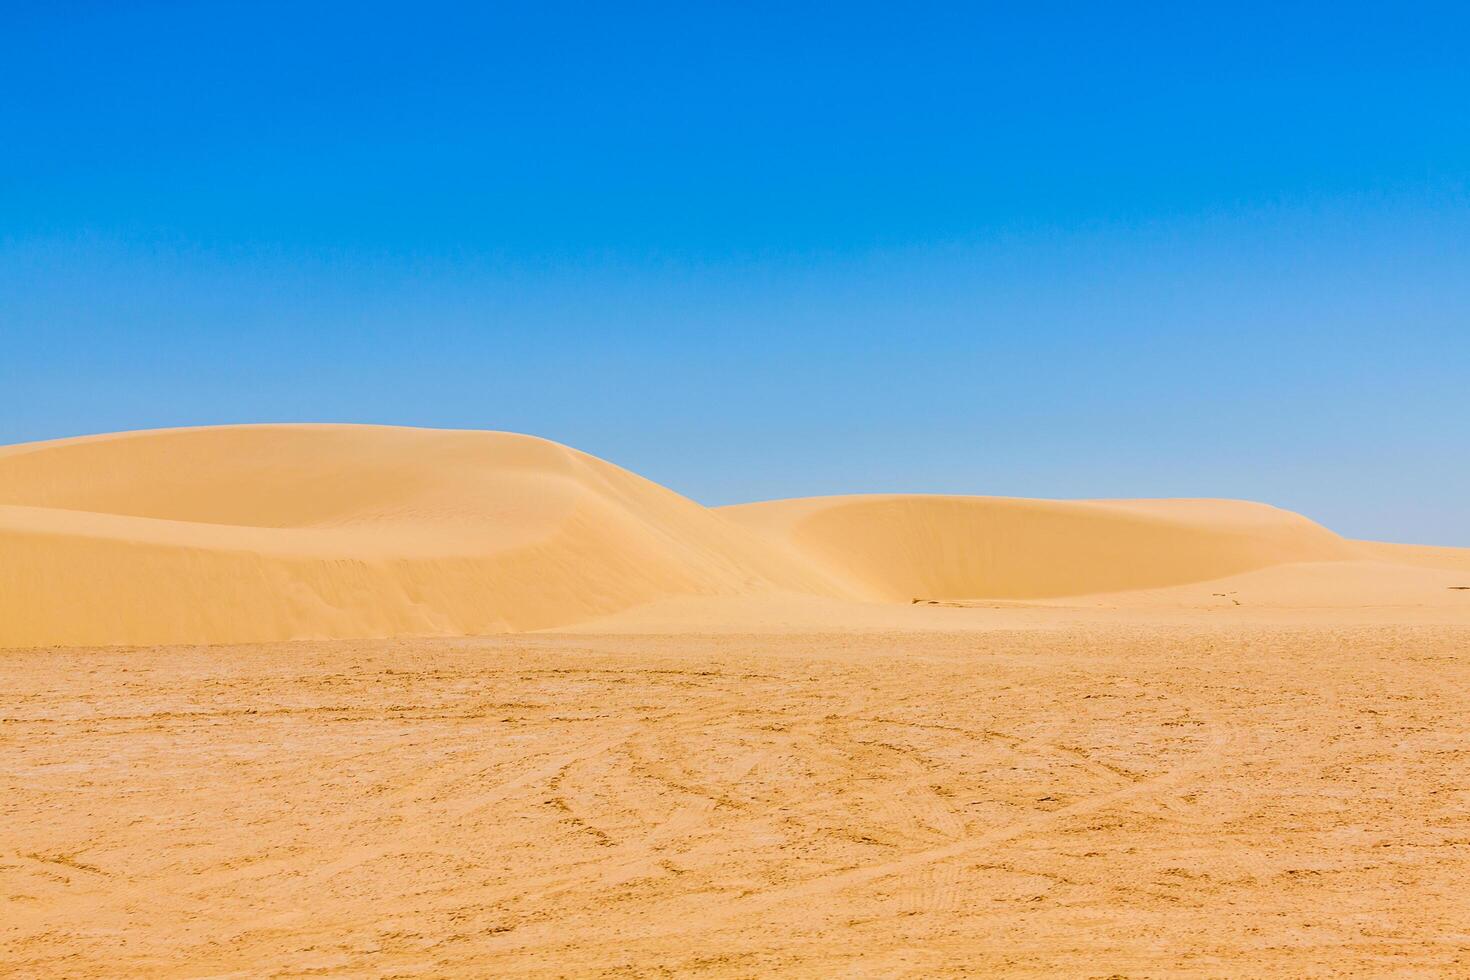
xmin=654 ymin=726 xmax=1233 ymax=938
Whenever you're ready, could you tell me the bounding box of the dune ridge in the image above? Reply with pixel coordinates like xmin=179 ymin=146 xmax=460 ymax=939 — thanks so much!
xmin=1 ymin=424 xmax=1464 ymax=647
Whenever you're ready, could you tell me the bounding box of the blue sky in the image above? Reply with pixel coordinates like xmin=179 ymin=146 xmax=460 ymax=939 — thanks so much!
xmin=3 ymin=2 xmax=1468 ymax=543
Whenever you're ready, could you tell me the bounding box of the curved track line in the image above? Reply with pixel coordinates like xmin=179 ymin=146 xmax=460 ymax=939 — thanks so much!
xmin=657 ymin=727 xmax=1233 ymax=937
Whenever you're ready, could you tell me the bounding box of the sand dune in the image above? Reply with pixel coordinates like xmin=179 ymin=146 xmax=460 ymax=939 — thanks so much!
xmin=1 ymin=424 xmax=1466 ymax=647
xmin=720 ymin=494 xmax=1357 ymax=601
xmin=0 ymin=425 xmax=825 ymax=646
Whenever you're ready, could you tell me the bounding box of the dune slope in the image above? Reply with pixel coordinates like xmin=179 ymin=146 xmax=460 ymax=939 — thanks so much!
xmin=2 ymin=424 xmax=1464 ymax=646
xmin=0 ymin=425 xmax=828 ymax=646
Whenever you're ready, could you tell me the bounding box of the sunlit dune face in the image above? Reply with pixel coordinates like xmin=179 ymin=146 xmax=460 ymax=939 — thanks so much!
xmin=1 ymin=424 xmax=1467 ymax=648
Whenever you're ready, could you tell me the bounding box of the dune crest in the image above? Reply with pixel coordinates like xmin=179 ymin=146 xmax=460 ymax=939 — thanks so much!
xmin=1 ymin=424 xmax=1464 ymax=647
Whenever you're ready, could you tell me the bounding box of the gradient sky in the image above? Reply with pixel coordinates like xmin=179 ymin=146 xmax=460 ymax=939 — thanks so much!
xmin=3 ymin=2 xmax=1468 ymax=543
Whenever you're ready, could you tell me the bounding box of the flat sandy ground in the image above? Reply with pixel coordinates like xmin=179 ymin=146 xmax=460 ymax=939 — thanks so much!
xmin=5 ymin=624 xmax=1470 ymax=977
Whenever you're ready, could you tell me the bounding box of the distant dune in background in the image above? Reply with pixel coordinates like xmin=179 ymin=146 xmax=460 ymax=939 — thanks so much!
xmin=2 ymin=424 xmax=1467 ymax=647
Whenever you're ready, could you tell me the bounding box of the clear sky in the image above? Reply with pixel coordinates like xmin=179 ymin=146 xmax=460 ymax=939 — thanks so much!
xmin=3 ymin=2 xmax=1467 ymax=543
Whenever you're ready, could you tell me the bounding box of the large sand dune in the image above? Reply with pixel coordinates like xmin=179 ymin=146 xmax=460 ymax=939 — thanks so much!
xmin=1 ymin=424 xmax=1466 ymax=646
xmin=0 ymin=425 xmax=828 ymax=646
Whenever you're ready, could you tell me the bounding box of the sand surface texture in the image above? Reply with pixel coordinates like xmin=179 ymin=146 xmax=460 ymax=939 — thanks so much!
xmin=4 ymin=424 xmax=1470 ymax=975
xmin=4 ymin=627 xmax=1470 ymax=976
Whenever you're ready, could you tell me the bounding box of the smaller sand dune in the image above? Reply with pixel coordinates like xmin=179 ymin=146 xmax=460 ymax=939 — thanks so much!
xmin=1357 ymin=541 xmax=1470 ymax=572
xmin=719 ymin=494 xmax=1358 ymax=602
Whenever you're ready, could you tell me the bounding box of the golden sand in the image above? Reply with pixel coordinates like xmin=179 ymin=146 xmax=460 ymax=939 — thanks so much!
xmin=3 ymin=425 xmax=1468 ymax=974
xmin=5 ymin=627 xmax=1470 ymax=975
xmin=3 ymin=424 xmax=1467 ymax=646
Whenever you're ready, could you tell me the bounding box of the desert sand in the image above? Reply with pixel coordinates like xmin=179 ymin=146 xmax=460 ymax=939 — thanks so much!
xmin=4 ymin=424 xmax=1468 ymax=647
xmin=3 ymin=425 xmax=1469 ymax=975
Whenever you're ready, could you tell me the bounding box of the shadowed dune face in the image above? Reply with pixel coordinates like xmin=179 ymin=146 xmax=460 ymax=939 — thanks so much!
xmin=719 ymin=494 xmax=1358 ymax=601
xmin=0 ymin=424 xmax=1462 ymax=647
